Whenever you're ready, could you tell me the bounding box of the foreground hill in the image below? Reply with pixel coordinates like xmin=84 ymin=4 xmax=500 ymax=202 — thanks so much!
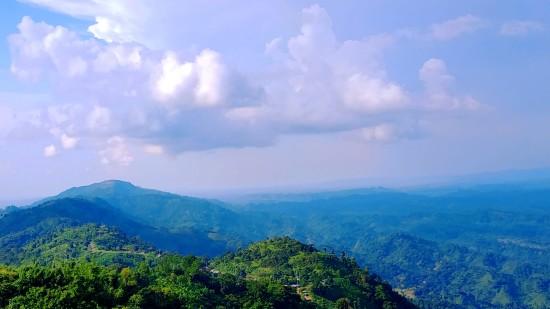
xmin=0 ymin=235 xmax=416 ymax=308
xmin=212 ymin=237 xmax=416 ymax=308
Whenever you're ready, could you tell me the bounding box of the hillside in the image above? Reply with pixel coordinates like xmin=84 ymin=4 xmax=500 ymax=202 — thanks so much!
xmin=2 ymin=180 xmax=548 ymax=308
xmin=212 ymin=237 xmax=416 ymax=308
xmin=17 ymin=224 xmax=159 ymax=267
xmin=47 ymin=180 xmax=240 ymax=231
xmin=39 ymin=180 xmax=251 ymax=249
xmin=0 ymin=197 xmax=229 ymax=259
xmin=239 ymin=187 xmax=550 ymax=308
xmin=0 ymin=234 xmax=416 ymax=308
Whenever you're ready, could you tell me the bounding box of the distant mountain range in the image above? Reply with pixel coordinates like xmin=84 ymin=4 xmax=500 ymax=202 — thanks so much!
xmin=209 ymin=166 xmax=550 ymax=205
xmin=1 ymin=178 xmax=548 ymax=308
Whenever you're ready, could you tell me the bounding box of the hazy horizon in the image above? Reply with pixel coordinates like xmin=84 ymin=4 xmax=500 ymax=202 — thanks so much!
xmin=2 ymin=165 xmax=550 ymax=206
xmin=1 ymin=1 xmax=549 ymax=200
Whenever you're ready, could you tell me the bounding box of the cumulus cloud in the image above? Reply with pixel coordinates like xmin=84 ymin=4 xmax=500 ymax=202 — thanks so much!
xmin=151 ymin=49 xmax=230 ymax=108
xmin=19 ymin=0 xmax=289 ymax=51
xmin=419 ymin=59 xmax=455 ymax=94
xmin=86 ymin=106 xmax=112 ymax=132
xmin=500 ymin=20 xmax=544 ymax=36
xmin=8 ymin=16 xmax=263 ymax=153
xmin=342 ymin=74 xmax=406 ymax=113
xmin=99 ymin=136 xmax=133 ymax=166
xmin=5 ymin=5 xmax=487 ymax=164
xmin=10 ymin=17 xmax=256 ymax=110
xmin=429 ymin=15 xmax=486 ymax=40
xmin=43 ymin=144 xmax=58 ymax=157
xmin=61 ymin=133 xmax=78 ymax=149
xmin=420 ymin=58 xmax=486 ymax=111
xmin=262 ymin=4 xmax=408 ymax=132
xmin=9 ymin=16 xmax=94 ymax=80
xmin=19 ymin=0 xmax=145 ymax=43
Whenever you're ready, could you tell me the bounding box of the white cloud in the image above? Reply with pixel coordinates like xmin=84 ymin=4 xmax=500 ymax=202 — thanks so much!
xmin=94 ymin=45 xmax=142 ymax=72
xmin=225 ymin=107 xmax=261 ymax=124
xmin=419 ymin=58 xmax=487 ymax=111
xmin=342 ymin=74 xmax=407 ymax=113
xmin=19 ymin=0 xmax=145 ymax=43
xmin=61 ymin=133 xmax=78 ymax=149
xmin=500 ymin=20 xmax=544 ymax=36
xmin=19 ymin=0 xmax=288 ymax=52
xmin=5 ymin=5 xmax=488 ymax=162
xmin=360 ymin=121 xmax=422 ymax=143
xmin=419 ymin=58 xmax=454 ymax=94
xmin=144 ymin=144 xmax=164 ymax=155
xmin=99 ymin=136 xmax=133 ymax=166
xmin=262 ymin=4 xmax=409 ymax=132
xmin=151 ymin=49 xmax=230 ymax=108
xmin=89 ymin=16 xmax=135 ymax=43
xmin=10 ymin=17 xmax=249 ymax=112
xmin=86 ymin=106 xmax=113 ymax=132
xmin=287 ymin=4 xmax=337 ymax=63
xmin=152 ymin=51 xmax=196 ymax=103
xmin=43 ymin=144 xmax=58 ymax=157
xmin=361 ymin=124 xmax=398 ymax=143
xmin=430 ymin=15 xmax=486 ymax=40
xmin=195 ymin=50 xmax=229 ymax=106
xmin=9 ymin=16 xmax=95 ymax=80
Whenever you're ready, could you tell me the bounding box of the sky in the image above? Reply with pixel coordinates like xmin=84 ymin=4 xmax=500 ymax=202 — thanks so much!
xmin=1 ymin=0 xmax=549 ymax=199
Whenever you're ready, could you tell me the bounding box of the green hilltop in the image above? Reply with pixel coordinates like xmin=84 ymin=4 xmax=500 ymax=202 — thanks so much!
xmin=0 ymin=229 xmax=416 ymax=308
xmin=212 ymin=237 xmax=415 ymax=308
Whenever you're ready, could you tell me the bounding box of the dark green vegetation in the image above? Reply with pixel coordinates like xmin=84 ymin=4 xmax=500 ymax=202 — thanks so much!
xmin=1 ymin=180 xmax=549 ymax=308
xmin=9 ymin=223 xmax=158 ymax=267
xmin=212 ymin=237 xmax=414 ymax=308
xmin=1 ymin=249 xmax=307 ymax=308
xmin=239 ymin=187 xmax=550 ymax=308
xmin=0 ymin=232 xmax=414 ymax=308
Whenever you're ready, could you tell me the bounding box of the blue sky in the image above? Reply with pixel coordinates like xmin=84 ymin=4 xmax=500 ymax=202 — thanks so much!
xmin=1 ymin=0 xmax=549 ymax=199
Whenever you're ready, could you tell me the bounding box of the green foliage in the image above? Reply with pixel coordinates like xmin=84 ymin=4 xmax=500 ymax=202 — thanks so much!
xmin=0 ymin=196 xmax=230 ymax=259
xmin=2 ymin=223 xmax=158 ymax=268
xmin=0 ymin=244 xmax=320 ymax=308
xmin=212 ymin=237 xmax=416 ymax=308
xmin=236 ymin=188 xmax=550 ymax=308
xmin=4 ymin=181 xmax=549 ymax=308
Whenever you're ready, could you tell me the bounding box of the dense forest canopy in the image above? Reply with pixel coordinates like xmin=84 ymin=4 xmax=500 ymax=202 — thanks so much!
xmin=0 ymin=231 xmax=415 ymax=309
xmin=0 ymin=180 xmax=548 ymax=308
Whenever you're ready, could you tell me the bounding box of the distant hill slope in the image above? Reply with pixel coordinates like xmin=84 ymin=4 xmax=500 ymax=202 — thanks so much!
xmin=40 ymin=180 xmax=247 ymax=244
xmin=212 ymin=237 xmax=416 ymax=308
xmin=237 ymin=187 xmax=550 ymax=308
xmin=17 ymin=223 xmax=159 ymax=267
xmin=0 ymin=198 xmax=230 ymax=259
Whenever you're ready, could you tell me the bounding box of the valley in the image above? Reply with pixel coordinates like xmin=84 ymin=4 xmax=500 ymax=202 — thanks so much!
xmin=1 ymin=180 xmax=549 ymax=308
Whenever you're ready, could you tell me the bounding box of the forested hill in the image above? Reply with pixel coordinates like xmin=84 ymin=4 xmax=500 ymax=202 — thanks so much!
xmin=2 ymin=180 xmax=549 ymax=308
xmin=212 ymin=237 xmax=416 ymax=308
xmin=0 ymin=197 xmax=231 ymax=258
xmin=0 ymin=232 xmax=416 ymax=308
xmin=41 ymin=180 xmax=239 ymax=231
